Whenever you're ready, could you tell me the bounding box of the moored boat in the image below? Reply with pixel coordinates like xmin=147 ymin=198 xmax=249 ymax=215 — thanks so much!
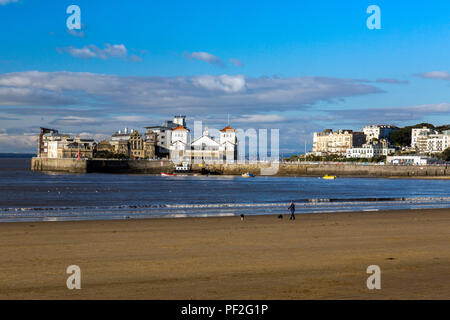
xmin=322 ymin=174 xmax=336 ymax=180
xmin=241 ymin=172 xmax=255 ymax=178
xmin=161 ymin=172 xmax=176 ymax=176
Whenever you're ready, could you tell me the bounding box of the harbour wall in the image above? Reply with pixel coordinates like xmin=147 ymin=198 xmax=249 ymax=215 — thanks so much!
xmin=31 ymin=157 xmax=174 ymax=174
xmin=31 ymin=158 xmax=450 ymax=177
xmin=202 ymin=162 xmax=450 ymax=177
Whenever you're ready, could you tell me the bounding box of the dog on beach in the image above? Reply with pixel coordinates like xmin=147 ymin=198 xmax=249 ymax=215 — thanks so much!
xmin=278 ymin=214 xmax=283 ymax=219
xmin=240 ymin=214 xmax=245 ymax=221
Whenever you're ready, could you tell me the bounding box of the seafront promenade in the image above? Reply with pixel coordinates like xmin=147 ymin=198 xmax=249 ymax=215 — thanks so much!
xmin=30 ymin=157 xmax=450 ymax=177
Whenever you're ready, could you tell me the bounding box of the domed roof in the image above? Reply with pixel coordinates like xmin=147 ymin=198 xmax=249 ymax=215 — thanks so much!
xmin=220 ymin=125 xmax=235 ymax=132
xmin=172 ymin=125 xmax=188 ymax=131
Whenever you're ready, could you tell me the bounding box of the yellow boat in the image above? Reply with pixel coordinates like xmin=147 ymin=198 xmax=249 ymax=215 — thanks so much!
xmin=322 ymin=174 xmax=336 ymax=180
xmin=242 ymin=172 xmax=255 ymax=178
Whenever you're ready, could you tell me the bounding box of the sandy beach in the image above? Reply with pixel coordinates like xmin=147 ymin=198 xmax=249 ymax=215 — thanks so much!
xmin=0 ymin=208 xmax=449 ymax=300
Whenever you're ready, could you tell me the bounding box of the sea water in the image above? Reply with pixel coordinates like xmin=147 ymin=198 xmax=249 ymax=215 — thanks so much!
xmin=0 ymin=158 xmax=449 ymax=222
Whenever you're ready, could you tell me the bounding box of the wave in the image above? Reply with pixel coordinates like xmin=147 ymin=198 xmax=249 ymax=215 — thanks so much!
xmin=1 ymin=196 xmax=450 ymax=213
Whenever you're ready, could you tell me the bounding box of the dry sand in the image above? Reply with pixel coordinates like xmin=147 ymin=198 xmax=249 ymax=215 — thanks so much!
xmin=0 ymin=208 xmax=449 ymax=299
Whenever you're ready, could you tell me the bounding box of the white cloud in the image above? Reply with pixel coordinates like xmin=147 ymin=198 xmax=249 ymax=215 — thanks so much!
xmin=0 ymin=133 xmax=37 ymax=153
xmin=411 ymin=102 xmax=450 ymax=112
xmin=416 ymin=71 xmax=450 ymax=81
xmin=184 ymin=51 xmax=223 ymax=66
xmin=62 ymin=46 xmax=97 ymax=59
xmin=113 ymin=115 xmax=147 ymax=122
xmin=57 ymin=44 xmax=128 ymax=60
xmin=330 ymin=102 xmax=450 ymax=124
xmin=50 ymin=116 xmax=101 ymax=126
xmin=102 ymin=44 xmax=127 ymax=58
xmin=77 ymin=132 xmax=109 ymax=141
xmin=191 ymin=75 xmax=246 ymax=93
xmin=0 ymin=71 xmax=382 ymax=115
xmin=234 ymin=114 xmax=287 ymax=123
xmin=0 ymin=85 xmax=74 ymax=106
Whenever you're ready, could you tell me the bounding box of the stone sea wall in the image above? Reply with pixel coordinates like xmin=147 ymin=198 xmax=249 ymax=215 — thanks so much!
xmin=31 ymin=158 xmax=174 ymax=174
xmin=203 ymin=162 xmax=450 ymax=177
xmin=31 ymin=157 xmax=88 ymax=173
xmin=31 ymin=158 xmax=450 ymax=177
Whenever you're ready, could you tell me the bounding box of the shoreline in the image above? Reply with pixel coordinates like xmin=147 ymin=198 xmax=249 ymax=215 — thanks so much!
xmin=2 ymin=205 xmax=450 ymax=224
xmin=0 ymin=207 xmax=449 ymax=299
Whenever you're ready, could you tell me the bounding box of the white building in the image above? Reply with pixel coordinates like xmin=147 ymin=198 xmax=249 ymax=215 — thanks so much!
xmin=386 ymin=155 xmax=434 ymax=165
xmin=110 ymin=127 xmax=134 ymax=142
xmin=312 ymin=129 xmax=366 ymax=156
xmin=363 ymin=125 xmax=398 ymax=143
xmin=219 ymin=125 xmax=238 ymax=159
xmin=170 ymin=125 xmax=190 ymax=162
xmin=47 ymin=140 xmax=64 ymax=158
xmin=443 ymin=130 xmax=450 ymax=150
xmin=412 ymin=127 xmax=450 ymax=153
xmin=145 ymin=116 xmax=187 ymax=158
xmin=411 ymin=127 xmax=434 ymax=149
xmin=40 ymin=131 xmax=66 ymax=158
xmin=173 ymin=115 xmax=186 ymax=127
xmin=346 ymin=143 xmax=395 ymax=158
xmin=45 ymin=134 xmax=95 ymax=159
xmin=426 ymin=131 xmax=450 ymax=153
xmin=170 ymin=125 xmax=238 ymax=163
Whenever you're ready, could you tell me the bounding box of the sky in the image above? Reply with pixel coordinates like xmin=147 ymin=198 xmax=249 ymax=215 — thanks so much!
xmin=0 ymin=0 xmax=449 ymax=153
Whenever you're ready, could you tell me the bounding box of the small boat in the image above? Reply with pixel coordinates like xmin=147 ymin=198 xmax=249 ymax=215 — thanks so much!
xmin=242 ymin=172 xmax=255 ymax=178
xmin=322 ymin=174 xmax=336 ymax=180
xmin=161 ymin=172 xmax=176 ymax=176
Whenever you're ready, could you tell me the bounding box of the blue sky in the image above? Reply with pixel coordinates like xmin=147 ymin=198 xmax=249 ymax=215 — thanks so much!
xmin=0 ymin=0 xmax=449 ymax=152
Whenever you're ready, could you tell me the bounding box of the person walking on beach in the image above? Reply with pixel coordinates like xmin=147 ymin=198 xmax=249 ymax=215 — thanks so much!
xmin=288 ymin=201 xmax=295 ymax=220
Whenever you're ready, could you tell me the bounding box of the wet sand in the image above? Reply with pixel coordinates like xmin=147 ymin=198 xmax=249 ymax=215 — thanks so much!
xmin=0 ymin=208 xmax=449 ymax=299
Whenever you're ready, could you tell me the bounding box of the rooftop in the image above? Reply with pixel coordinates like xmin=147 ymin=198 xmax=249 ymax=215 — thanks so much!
xmin=220 ymin=125 xmax=235 ymax=132
xmin=173 ymin=125 xmax=189 ymax=131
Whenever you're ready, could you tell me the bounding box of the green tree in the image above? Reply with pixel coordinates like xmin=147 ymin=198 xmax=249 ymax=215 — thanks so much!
xmin=439 ymin=148 xmax=450 ymax=161
xmin=436 ymin=124 xmax=450 ymax=132
xmin=389 ymin=123 xmax=435 ymax=147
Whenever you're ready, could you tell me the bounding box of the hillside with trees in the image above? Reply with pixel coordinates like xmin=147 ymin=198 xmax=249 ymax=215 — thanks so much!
xmin=389 ymin=123 xmax=450 ymax=147
xmin=389 ymin=123 xmax=434 ymax=147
